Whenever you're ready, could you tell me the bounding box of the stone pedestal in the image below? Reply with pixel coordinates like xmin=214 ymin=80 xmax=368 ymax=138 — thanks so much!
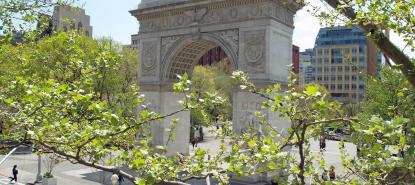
xmin=233 ymin=91 xmax=290 ymax=136
xmin=142 ymin=91 xmax=190 ymax=156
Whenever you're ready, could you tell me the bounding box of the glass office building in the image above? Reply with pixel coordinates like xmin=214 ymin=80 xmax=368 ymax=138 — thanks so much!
xmin=311 ymin=26 xmax=381 ymax=102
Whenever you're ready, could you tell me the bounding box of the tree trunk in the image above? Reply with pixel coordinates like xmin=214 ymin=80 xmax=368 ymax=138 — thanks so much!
xmin=297 ymin=123 xmax=307 ymax=185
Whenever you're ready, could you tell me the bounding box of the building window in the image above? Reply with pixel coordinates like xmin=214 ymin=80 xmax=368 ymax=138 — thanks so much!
xmin=331 ymin=66 xmax=336 ymax=72
xmin=352 ymin=57 xmax=357 ymax=63
xmin=345 ymin=66 xmax=350 ymax=72
xmin=352 ymin=93 xmax=357 ymax=98
xmin=352 ymin=75 xmax=357 ymax=80
xmin=345 ymin=76 xmax=350 ymax=81
xmin=359 ymin=84 xmax=365 ymax=90
xmin=318 ymin=58 xmax=323 ymax=64
xmin=330 ymin=84 xmax=336 ymax=90
xmin=359 ymin=46 xmax=365 ymax=53
xmin=324 ymin=76 xmax=329 ymax=81
xmin=352 ymin=48 xmax=357 ymax=54
xmin=317 ymin=67 xmax=322 ymax=72
xmin=338 ymin=84 xmax=343 ymax=90
xmin=344 ymin=48 xmax=350 ymax=54
xmin=352 ymin=66 xmax=357 ymax=72
xmin=337 ymin=66 xmax=342 ymax=72
xmin=338 ymin=76 xmax=343 ymax=81
xmin=324 ymin=58 xmax=329 ymax=64
xmin=345 ymin=84 xmax=349 ymax=90
xmin=324 ymin=67 xmax=329 ymax=72
xmin=331 ymin=76 xmax=336 ymax=81
xmin=317 ymin=76 xmax=322 ymax=81
xmin=352 ymin=84 xmax=357 ymax=90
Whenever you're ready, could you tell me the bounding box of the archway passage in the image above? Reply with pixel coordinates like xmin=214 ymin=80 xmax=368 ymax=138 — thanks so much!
xmin=164 ymin=36 xmax=236 ymax=80
xmin=167 ymin=39 xmax=217 ymax=79
xmin=190 ymin=46 xmax=233 ymax=143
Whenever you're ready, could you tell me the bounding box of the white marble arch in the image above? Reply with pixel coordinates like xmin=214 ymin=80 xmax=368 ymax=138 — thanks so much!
xmin=131 ymin=2 xmax=302 ymax=174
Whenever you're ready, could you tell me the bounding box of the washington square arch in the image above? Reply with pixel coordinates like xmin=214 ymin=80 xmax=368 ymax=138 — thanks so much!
xmin=130 ymin=0 xmax=302 ymax=156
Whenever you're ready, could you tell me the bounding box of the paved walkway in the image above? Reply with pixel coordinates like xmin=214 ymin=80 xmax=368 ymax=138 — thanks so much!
xmin=0 ymin=127 xmax=357 ymax=185
xmin=0 ymin=177 xmax=24 ymax=185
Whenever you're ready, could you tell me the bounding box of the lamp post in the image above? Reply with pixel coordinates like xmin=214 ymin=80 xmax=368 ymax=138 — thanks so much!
xmin=35 ymin=153 xmax=42 ymax=182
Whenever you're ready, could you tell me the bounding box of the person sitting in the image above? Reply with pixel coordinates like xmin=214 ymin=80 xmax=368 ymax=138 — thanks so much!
xmin=329 ymin=166 xmax=336 ymax=180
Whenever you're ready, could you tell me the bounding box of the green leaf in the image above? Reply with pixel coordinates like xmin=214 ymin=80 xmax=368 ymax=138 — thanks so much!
xmin=136 ymin=178 xmax=146 ymax=185
xmin=305 ymin=85 xmax=318 ymax=96
xmin=248 ymin=140 xmax=256 ymax=147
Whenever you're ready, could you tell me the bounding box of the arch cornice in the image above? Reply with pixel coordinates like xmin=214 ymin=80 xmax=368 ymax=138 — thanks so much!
xmin=161 ymin=31 xmax=239 ymax=82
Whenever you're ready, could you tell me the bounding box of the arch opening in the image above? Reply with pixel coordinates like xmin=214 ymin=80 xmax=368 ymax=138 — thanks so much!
xmin=164 ymin=35 xmax=236 ymax=80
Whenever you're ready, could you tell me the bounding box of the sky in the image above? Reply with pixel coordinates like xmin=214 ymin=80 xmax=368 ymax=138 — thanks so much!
xmin=80 ymin=0 xmax=411 ymax=54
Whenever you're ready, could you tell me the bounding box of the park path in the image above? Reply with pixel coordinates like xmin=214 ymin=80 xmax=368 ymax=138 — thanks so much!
xmin=189 ymin=126 xmax=357 ymax=184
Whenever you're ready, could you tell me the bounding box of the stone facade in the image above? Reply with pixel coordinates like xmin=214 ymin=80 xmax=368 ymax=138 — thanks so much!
xmin=130 ymin=0 xmax=301 ymax=163
xmin=52 ymin=6 xmax=93 ymax=37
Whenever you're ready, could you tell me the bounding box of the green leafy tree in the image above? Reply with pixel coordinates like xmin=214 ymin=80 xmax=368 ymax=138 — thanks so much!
xmin=1 ymin=1 xmax=415 ymax=185
xmin=0 ymin=0 xmax=75 ymax=43
xmin=190 ymin=60 xmax=233 ymax=127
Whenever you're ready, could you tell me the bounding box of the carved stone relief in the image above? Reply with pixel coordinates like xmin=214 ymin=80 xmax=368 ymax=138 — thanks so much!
xmin=184 ymin=7 xmax=208 ymax=25
xmin=211 ymin=29 xmax=239 ymax=56
xmin=141 ymin=41 xmax=158 ymax=77
xmin=237 ymin=101 xmax=266 ymax=133
xmin=161 ymin=35 xmax=184 ymax=62
xmin=244 ymin=30 xmax=265 ymax=73
xmin=138 ymin=0 xmax=294 ymax=33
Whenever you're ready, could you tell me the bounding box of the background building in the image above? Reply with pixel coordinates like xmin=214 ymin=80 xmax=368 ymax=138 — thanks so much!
xmin=52 ymin=6 xmax=93 ymax=37
xmin=310 ymin=26 xmax=382 ymax=102
xmin=131 ymin=34 xmax=140 ymax=49
xmin=299 ymin=49 xmax=314 ymax=85
xmin=198 ymin=46 xmax=227 ymax=66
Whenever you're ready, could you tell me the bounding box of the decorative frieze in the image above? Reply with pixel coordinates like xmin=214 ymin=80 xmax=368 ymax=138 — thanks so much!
xmin=138 ymin=0 xmax=295 ymax=33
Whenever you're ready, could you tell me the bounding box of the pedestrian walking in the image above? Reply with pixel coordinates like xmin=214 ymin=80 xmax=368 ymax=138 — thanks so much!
xmin=319 ymin=135 xmax=326 ymax=150
xmin=321 ymin=169 xmax=328 ymax=181
xmin=194 ymin=127 xmax=200 ymax=147
xmin=191 ymin=136 xmax=197 ymax=149
xmin=118 ymin=174 xmax=124 ymax=185
xmin=111 ymin=173 xmax=119 ymax=185
xmin=9 ymin=165 xmax=18 ymax=184
xmin=329 ymin=166 xmax=336 ymax=180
